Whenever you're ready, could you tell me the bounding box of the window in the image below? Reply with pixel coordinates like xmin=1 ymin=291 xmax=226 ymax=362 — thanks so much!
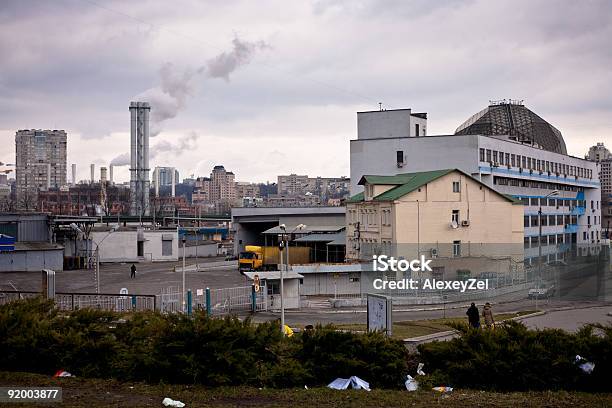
xmin=505 ymin=153 xmax=510 ymax=165
xmin=524 ymin=237 xmax=530 ymax=248
xmin=453 ymin=240 xmax=461 ymax=257
xmin=530 ymin=215 xmax=539 ymax=226
xmin=452 ymin=181 xmax=460 ymax=193
xmin=267 ymin=281 xmax=280 ymax=295
xmin=511 ymin=154 xmax=516 ymax=167
xmin=522 ymin=156 xmax=527 ymax=168
xmin=479 ymin=148 xmax=485 ymax=161
xmin=493 ymin=151 xmax=498 ymax=163
xmin=548 ymin=215 xmax=556 ymax=226
xmin=530 ymin=198 xmax=539 ymax=206
xmin=161 ymin=239 xmax=173 ymax=256
xmin=486 ymin=149 xmax=492 ymax=162
xmin=396 ymin=150 xmax=404 ymax=165
xmin=524 ymin=216 xmax=530 ymax=227
xmin=452 ymin=210 xmax=460 ymax=224
xmin=415 ymin=124 xmax=420 ymax=136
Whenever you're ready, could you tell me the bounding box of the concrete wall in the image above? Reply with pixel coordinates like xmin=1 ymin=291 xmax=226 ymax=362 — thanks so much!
xmin=0 ymin=249 xmax=63 ymax=272
xmin=92 ymin=229 xmax=179 ymax=262
xmin=350 ymin=134 xmax=479 ymax=194
xmin=357 ymin=109 xmax=427 ymax=140
xmin=266 ymin=278 xmax=301 ymax=309
xmin=300 ymin=271 xmax=362 ymax=296
xmin=181 ymin=242 xmax=218 ymax=258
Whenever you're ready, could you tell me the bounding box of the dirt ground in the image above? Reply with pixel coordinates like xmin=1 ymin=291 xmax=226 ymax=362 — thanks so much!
xmin=1 ymin=371 xmax=611 ymax=408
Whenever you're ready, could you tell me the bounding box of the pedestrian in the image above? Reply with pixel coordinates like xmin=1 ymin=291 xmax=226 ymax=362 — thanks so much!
xmin=466 ymin=302 xmax=480 ymax=328
xmin=130 ymin=263 xmax=136 ymax=279
xmin=482 ymin=302 xmax=495 ymax=329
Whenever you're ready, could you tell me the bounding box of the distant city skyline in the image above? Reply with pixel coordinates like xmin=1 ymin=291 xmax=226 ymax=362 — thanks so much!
xmin=1 ymin=0 xmax=611 ymax=183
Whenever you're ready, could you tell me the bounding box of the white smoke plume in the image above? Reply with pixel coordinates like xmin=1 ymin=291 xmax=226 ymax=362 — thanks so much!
xmin=150 ymin=131 xmax=200 ymax=160
xmin=110 ymin=152 xmax=130 ymax=166
xmin=206 ymin=37 xmax=269 ymax=81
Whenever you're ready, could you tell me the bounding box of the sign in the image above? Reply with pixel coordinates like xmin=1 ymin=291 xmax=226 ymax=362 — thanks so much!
xmin=367 ymin=294 xmax=392 ymax=336
xmin=119 ymin=287 xmax=129 ymax=299
xmin=196 ymin=289 xmax=204 ymax=296
xmin=254 ymin=274 xmax=261 ymax=292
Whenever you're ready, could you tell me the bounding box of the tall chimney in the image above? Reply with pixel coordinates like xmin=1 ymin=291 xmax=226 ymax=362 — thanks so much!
xmin=90 ymin=163 xmax=95 ymax=184
xmin=71 ymin=163 xmax=76 ymax=186
xmin=109 ymin=164 xmax=114 ymax=184
xmin=100 ymin=167 xmax=107 ymax=183
xmin=46 ymin=163 xmax=51 ymax=190
xmin=171 ymin=167 xmax=176 ymax=197
xmin=155 ymin=168 xmax=160 ymax=197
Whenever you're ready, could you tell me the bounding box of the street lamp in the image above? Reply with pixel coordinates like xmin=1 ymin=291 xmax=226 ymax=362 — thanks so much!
xmin=70 ymin=223 xmax=116 ymax=294
xmin=278 ymin=224 xmax=306 ymax=335
xmin=182 ymin=236 xmax=186 ymax=313
xmin=537 ymin=190 xmax=559 ymax=311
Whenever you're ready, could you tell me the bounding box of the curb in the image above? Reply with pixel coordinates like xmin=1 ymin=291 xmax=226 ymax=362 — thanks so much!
xmin=402 ymin=310 xmax=547 ymax=344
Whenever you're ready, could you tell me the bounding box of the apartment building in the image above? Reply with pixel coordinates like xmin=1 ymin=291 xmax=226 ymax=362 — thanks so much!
xmin=15 ymin=129 xmax=67 ymax=208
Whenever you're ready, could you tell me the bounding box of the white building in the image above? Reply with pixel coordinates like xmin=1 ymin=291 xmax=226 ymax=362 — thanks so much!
xmin=91 ymin=227 xmax=179 ymax=262
xmin=350 ymin=102 xmax=601 ymax=263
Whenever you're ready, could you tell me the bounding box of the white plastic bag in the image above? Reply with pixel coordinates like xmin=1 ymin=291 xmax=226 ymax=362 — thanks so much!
xmin=417 ymin=363 xmax=425 ymax=376
xmin=327 ymin=376 xmax=371 ymax=391
xmin=575 ymin=355 xmax=595 ymax=374
xmin=162 ymin=397 xmax=185 ymax=407
xmin=405 ymin=375 xmax=418 ymax=391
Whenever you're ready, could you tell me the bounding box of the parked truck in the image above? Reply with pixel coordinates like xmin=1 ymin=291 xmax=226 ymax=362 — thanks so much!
xmin=238 ymin=245 xmax=310 ymax=271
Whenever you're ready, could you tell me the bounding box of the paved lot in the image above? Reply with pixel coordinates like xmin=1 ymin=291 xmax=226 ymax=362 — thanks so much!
xmin=1 ymin=257 xmax=249 ymax=295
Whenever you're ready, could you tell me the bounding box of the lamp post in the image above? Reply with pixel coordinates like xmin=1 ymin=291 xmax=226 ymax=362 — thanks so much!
xmin=278 ymin=224 xmax=306 ymax=335
xmin=537 ymin=190 xmax=559 ymax=311
xmin=182 ymin=236 xmax=186 ymax=313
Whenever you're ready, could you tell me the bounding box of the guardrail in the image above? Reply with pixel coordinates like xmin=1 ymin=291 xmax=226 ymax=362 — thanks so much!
xmin=0 ymin=290 xmax=156 ymax=312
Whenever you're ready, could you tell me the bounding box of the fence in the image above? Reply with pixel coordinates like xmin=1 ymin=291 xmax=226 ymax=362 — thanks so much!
xmin=0 ymin=290 xmax=156 ymax=312
xmin=207 ymin=285 xmax=267 ymax=315
xmin=157 ymin=285 xmax=182 ymax=313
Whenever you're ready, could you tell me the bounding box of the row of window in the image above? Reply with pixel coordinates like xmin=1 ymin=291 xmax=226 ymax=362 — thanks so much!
xmin=494 ymin=176 xmax=586 ymax=192
xmin=517 ymin=197 xmax=589 ymax=208
xmin=524 ymin=234 xmax=569 ymax=248
xmin=524 ymin=215 xmax=578 ymax=228
xmin=480 ymin=148 xmax=593 ymax=179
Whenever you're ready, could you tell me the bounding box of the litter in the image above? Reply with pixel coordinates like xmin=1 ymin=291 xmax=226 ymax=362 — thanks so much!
xmin=53 ymin=370 xmax=74 ymax=378
xmin=328 ymin=376 xmax=371 ymax=391
xmin=405 ymin=375 xmax=418 ymax=391
xmin=575 ymin=355 xmax=595 ymax=374
xmin=283 ymin=325 xmax=294 ymax=337
xmin=417 ymin=363 xmax=426 ymax=376
xmin=432 ymin=386 xmax=453 ymax=393
xmin=162 ymin=397 xmax=185 ymax=407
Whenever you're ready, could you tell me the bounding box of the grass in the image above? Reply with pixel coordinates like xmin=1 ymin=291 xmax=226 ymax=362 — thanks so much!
xmin=336 ymin=311 xmax=537 ymax=339
xmin=0 ymin=371 xmax=610 ymax=407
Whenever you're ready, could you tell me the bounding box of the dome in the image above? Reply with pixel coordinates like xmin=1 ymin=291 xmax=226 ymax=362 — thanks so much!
xmin=455 ymin=101 xmax=567 ymax=155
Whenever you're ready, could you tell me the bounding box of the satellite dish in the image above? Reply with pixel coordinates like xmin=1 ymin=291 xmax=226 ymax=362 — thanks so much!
xmin=450 ymin=221 xmax=459 ymax=229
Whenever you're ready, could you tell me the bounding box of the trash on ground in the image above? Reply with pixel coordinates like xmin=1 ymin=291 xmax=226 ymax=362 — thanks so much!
xmin=575 ymin=355 xmax=595 ymax=374
xmin=417 ymin=363 xmax=426 ymax=376
xmin=432 ymin=386 xmax=453 ymax=393
xmin=162 ymin=397 xmax=185 ymax=407
xmin=283 ymin=325 xmax=294 ymax=337
xmin=405 ymin=375 xmax=418 ymax=391
xmin=53 ymin=370 xmax=74 ymax=378
xmin=328 ymin=376 xmax=371 ymax=391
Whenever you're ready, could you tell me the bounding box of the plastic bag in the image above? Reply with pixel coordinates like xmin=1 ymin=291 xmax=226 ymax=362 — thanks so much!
xmin=417 ymin=363 xmax=425 ymax=376
xmin=405 ymin=375 xmax=418 ymax=391
xmin=575 ymin=355 xmax=595 ymax=374
xmin=328 ymin=376 xmax=371 ymax=391
xmin=432 ymin=386 xmax=453 ymax=393
xmin=162 ymin=397 xmax=185 ymax=407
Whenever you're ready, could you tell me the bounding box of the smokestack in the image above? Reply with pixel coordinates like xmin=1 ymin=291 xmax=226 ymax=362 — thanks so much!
xmin=129 ymin=101 xmax=151 ymax=216
xmin=171 ymin=167 xmax=176 ymax=197
xmin=100 ymin=167 xmax=107 ymax=183
xmin=90 ymin=163 xmax=95 ymax=184
xmin=154 ymin=168 xmax=159 ymax=197
xmin=109 ymin=164 xmax=114 ymax=184
xmin=71 ymin=164 xmax=76 ymax=186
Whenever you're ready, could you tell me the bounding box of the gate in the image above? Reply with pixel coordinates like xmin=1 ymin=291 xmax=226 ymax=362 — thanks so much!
xmin=157 ymin=285 xmax=181 ymax=313
xmin=207 ymin=285 xmax=267 ymax=315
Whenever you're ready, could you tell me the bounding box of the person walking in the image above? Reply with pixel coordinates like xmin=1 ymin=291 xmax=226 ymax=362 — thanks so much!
xmin=130 ymin=263 xmax=136 ymax=279
xmin=482 ymin=302 xmax=495 ymax=329
xmin=466 ymin=302 xmax=480 ymax=328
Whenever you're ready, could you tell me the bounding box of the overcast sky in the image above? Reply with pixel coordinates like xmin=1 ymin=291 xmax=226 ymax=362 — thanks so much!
xmin=1 ymin=0 xmax=611 ymax=183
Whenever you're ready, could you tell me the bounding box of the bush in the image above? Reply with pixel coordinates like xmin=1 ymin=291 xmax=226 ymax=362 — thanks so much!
xmin=0 ymin=299 xmax=408 ymax=388
xmin=418 ymin=320 xmax=612 ymax=392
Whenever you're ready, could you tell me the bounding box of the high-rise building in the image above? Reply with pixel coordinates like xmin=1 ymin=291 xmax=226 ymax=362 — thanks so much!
xmin=278 ymin=174 xmax=309 ymax=195
xmin=152 ymin=166 xmax=179 ymax=197
xmin=350 ymin=101 xmax=602 ymax=263
xmin=585 ymin=143 xmax=611 ymax=233
xmin=210 ymin=165 xmax=236 ymax=203
xmin=15 ymin=129 xmax=67 ymax=208
xmin=129 ymin=102 xmax=151 ymax=216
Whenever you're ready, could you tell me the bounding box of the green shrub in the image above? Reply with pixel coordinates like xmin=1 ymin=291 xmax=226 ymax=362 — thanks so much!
xmin=418 ymin=320 xmax=612 ymax=392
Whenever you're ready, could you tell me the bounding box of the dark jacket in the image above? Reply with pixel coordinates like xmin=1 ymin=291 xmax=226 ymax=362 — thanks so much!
xmin=466 ymin=305 xmax=480 ymax=326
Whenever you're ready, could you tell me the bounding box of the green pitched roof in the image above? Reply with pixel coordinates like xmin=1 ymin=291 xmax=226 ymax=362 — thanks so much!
xmin=347 ymin=192 xmax=364 ymax=203
xmin=353 ymin=168 xmax=523 ymax=204
xmin=372 ymin=169 xmax=455 ymax=201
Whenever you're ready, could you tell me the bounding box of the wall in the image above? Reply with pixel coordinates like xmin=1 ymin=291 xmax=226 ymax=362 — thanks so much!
xmin=181 ymin=242 xmax=218 ymax=258
xmin=92 ymin=229 xmax=178 ymax=262
xmin=266 ymin=278 xmax=301 ymax=309
xmin=143 ymin=230 xmax=179 ymax=262
xmin=0 ymin=249 xmax=63 ymax=272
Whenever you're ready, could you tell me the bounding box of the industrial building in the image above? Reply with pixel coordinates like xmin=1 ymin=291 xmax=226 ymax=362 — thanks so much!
xmin=350 ymin=101 xmax=601 ymax=264
xmin=152 ymin=167 xmax=179 ymax=196
xmin=15 ymin=129 xmax=67 ymax=209
xmin=129 ymin=102 xmax=151 ymax=217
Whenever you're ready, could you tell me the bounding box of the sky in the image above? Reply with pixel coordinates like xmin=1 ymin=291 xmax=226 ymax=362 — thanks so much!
xmin=1 ymin=0 xmax=611 ymax=184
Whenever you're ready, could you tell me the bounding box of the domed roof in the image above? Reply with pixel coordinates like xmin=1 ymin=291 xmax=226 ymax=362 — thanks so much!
xmin=455 ymin=101 xmax=566 ymax=155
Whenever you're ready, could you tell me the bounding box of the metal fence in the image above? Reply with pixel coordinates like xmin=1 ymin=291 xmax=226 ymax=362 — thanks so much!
xmin=157 ymin=286 xmax=181 ymax=313
xmin=207 ymin=285 xmax=267 ymax=315
xmin=0 ymin=290 xmax=156 ymax=312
